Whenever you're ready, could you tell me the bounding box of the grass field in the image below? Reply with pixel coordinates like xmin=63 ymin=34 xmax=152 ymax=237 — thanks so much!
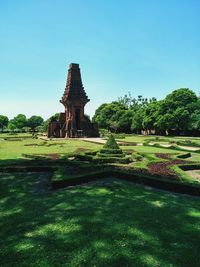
xmin=1 ymin=133 xmax=200 ymax=266
xmin=0 ymin=136 xmax=101 ymax=160
xmin=119 ymin=135 xmax=200 ymax=144
xmin=1 ymin=173 xmax=200 ymax=267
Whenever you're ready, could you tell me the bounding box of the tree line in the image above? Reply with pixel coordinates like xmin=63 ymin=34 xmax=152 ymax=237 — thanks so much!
xmin=0 ymin=114 xmax=44 ymax=133
xmin=0 ymin=113 xmax=61 ymax=133
xmin=92 ymin=88 xmax=200 ymax=136
xmin=1 ymin=88 xmax=199 ymax=136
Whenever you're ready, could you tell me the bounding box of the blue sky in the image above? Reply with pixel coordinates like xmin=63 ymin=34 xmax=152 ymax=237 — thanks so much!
xmin=0 ymin=0 xmax=199 ymax=119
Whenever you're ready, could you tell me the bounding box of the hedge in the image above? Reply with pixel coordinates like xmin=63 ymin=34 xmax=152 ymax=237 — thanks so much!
xmin=100 ymin=148 xmax=123 ymax=154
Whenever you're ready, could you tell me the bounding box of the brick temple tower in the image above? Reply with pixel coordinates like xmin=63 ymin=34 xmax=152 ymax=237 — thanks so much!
xmin=47 ymin=63 xmax=99 ymax=138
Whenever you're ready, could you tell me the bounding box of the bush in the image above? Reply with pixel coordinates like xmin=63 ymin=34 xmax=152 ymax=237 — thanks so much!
xmin=177 ymin=153 xmax=191 ymax=159
xmin=176 ymin=140 xmax=200 ymax=147
xmin=93 ymin=156 xmax=131 ymax=164
xmin=113 ymin=133 xmax=126 ymax=139
xmin=99 ymin=129 xmax=110 ymax=137
xmin=103 ymin=134 xmax=120 ymax=150
xmin=132 ymin=153 xmax=143 ymax=161
xmin=100 ymin=148 xmax=123 ymax=154
xmin=97 ymin=152 xmax=125 ymax=158
xmin=76 ymin=153 xmax=93 ymax=161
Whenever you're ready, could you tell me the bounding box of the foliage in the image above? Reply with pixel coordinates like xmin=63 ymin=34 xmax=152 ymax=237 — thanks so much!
xmin=27 ymin=115 xmax=44 ymax=131
xmin=0 ymin=115 xmax=9 ymax=131
xmin=9 ymin=114 xmax=27 ymax=130
xmin=103 ymin=134 xmax=120 ymax=150
xmin=93 ymin=88 xmax=200 ymax=136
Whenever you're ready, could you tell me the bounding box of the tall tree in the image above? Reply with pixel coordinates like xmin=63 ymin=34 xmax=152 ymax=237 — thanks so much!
xmin=9 ymin=114 xmax=27 ymax=130
xmin=28 ymin=116 xmax=44 ymax=131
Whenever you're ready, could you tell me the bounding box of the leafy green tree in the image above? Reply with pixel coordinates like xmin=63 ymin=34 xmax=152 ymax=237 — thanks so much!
xmin=10 ymin=114 xmax=27 ymax=130
xmin=189 ymin=112 xmax=200 ymax=132
xmin=155 ymin=88 xmax=198 ymax=134
xmin=116 ymin=110 xmax=133 ymax=133
xmin=142 ymin=101 xmax=160 ymax=133
xmin=92 ymin=102 xmax=127 ymax=130
xmin=7 ymin=122 xmax=16 ymax=133
xmin=0 ymin=115 xmax=9 ymax=131
xmin=164 ymin=88 xmax=197 ymax=111
xmin=93 ymin=88 xmax=199 ymax=136
xmin=28 ymin=115 xmax=44 ymax=131
xmin=131 ymin=109 xmax=145 ymax=133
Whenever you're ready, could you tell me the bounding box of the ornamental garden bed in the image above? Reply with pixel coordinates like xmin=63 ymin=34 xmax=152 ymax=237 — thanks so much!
xmin=2 ymin=135 xmax=200 ymax=197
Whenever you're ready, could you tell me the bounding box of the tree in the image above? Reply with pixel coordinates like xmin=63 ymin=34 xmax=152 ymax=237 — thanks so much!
xmin=131 ymin=109 xmax=145 ymax=134
xmin=7 ymin=122 xmax=16 ymax=133
xmin=155 ymin=88 xmax=198 ymax=134
xmin=189 ymin=112 xmax=200 ymax=133
xmin=92 ymin=102 xmax=127 ymax=130
xmin=0 ymin=115 xmax=9 ymax=131
xmin=28 ymin=115 xmax=44 ymax=131
xmin=142 ymin=101 xmax=160 ymax=133
xmin=116 ymin=110 xmax=133 ymax=133
xmin=10 ymin=114 xmax=27 ymax=130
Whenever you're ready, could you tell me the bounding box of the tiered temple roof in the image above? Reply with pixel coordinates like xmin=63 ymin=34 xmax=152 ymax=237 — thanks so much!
xmin=60 ymin=63 xmax=89 ymax=105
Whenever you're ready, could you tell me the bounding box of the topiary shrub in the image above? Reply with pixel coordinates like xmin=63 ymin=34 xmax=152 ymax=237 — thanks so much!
xmin=95 ymin=135 xmax=131 ymax=163
xmin=74 ymin=135 xmax=132 ymax=164
xmin=97 ymin=135 xmax=124 ymax=159
xmin=103 ymin=134 xmax=120 ymax=150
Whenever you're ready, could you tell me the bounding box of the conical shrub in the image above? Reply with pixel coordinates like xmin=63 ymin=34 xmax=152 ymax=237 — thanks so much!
xmin=103 ymin=134 xmax=120 ymax=150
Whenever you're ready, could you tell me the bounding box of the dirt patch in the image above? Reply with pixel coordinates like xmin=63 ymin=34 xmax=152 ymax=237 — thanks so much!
xmin=155 ymin=153 xmax=172 ymax=159
xmin=75 ymin=148 xmax=91 ymax=153
xmin=185 ymin=170 xmax=200 ymax=182
xmin=45 ymin=154 xmax=61 ymax=160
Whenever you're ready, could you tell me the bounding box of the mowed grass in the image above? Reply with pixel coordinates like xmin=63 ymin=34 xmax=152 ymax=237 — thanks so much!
xmin=119 ymin=135 xmax=200 ymax=144
xmin=0 ymin=137 xmax=101 ymax=159
xmin=1 ymin=172 xmax=200 ymax=267
xmin=1 ymin=133 xmax=200 ymax=266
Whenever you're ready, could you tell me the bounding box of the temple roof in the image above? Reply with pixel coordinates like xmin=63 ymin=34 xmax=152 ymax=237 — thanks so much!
xmin=60 ymin=63 xmax=90 ymax=105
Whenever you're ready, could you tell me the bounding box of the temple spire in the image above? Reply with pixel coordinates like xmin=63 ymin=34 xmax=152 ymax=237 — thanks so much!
xmin=60 ymin=63 xmax=89 ymax=106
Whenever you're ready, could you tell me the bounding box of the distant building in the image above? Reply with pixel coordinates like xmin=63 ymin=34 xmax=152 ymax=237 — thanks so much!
xmin=48 ymin=63 xmax=99 ymax=138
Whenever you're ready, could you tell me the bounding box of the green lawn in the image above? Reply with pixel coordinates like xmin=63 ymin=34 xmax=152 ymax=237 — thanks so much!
xmin=118 ymin=135 xmax=200 ymax=144
xmin=0 ymin=172 xmax=200 ymax=267
xmin=0 ymin=137 xmax=101 ymax=159
xmin=1 ymin=133 xmax=200 ymax=267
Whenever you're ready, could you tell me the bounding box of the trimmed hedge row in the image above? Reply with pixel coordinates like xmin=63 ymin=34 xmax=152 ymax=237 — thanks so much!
xmin=176 ymin=140 xmax=200 ymax=147
xmin=143 ymin=142 xmax=200 ymax=153
xmin=51 ymin=168 xmax=200 ymax=196
xmin=97 ymin=153 xmax=125 ymax=158
xmin=177 ymin=153 xmax=191 ymax=159
xmin=100 ymin=148 xmax=123 ymax=154
xmin=92 ymin=156 xmax=131 ymax=164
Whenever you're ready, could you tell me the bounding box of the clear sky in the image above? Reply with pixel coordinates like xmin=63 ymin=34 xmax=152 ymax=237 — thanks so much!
xmin=0 ymin=0 xmax=199 ymax=119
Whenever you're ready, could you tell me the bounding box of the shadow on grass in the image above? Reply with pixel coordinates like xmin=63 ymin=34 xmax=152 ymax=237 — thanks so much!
xmin=0 ymin=167 xmax=200 ymax=267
